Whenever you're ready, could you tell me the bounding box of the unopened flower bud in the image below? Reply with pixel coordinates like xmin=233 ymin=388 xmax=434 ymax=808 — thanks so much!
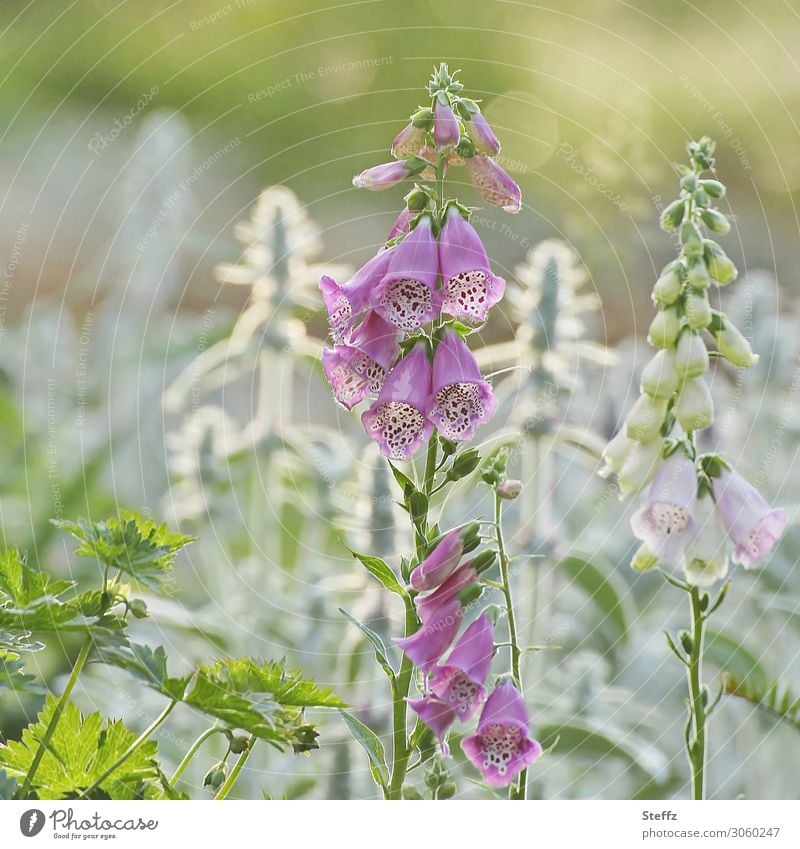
xmin=433 ymin=100 xmax=461 ymax=148
xmin=685 ymin=291 xmax=712 ymax=329
xmin=411 ymin=107 xmax=434 ymax=129
xmin=128 ymin=598 xmax=148 ymax=619
xmin=641 ymin=349 xmax=680 ymax=399
xmin=674 ymin=330 xmax=709 ymax=378
xmin=625 ymin=395 xmax=669 ymax=442
xmin=496 ymin=479 xmax=522 ymax=500
xmin=700 ymin=208 xmax=730 ymax=234
xmin=470 ymin=549 xmax=498 ymax=574
xmin=617 ymin=437 xmax=665 ymax=496
xmin=680 ymin=220 xmax=704 ymax=258
xmin=660 ymin=198 xmax=686 ymax=231
xmin=229 ymin=735 xmax=250 ymax=755
xmin=600 ymin=429 xmax=633 ymax=477
xmin=714 ymin=322 xmax=759 ymax=368
xmin=647 ymin=307 xmax=682 ymax=349
xmin=686 ymin=256 xmax=711 ymax=290
xmin=631 ymin=543 xmax=658 ymax=573
xmin=679 ymin=630 xmax=694 ymax=655
xmin=467 ymin=111 xmax=501 ymax=155
xmin=652 ymin=264 xmax=683 ymax=307
xmin=447 ymin=448 xmax=482 ymax=481
xmin=353 ymin=159 xmax=419 ymax=190
xmin=703 ymin=240 xmax=737 ymax=284
xmin=203 ymin=762 xmax=228 ymax=790
xmin=675 ymin=376 xmax=715 ymax=431
xmin=699 ymin=179 xmax=725 ymax=198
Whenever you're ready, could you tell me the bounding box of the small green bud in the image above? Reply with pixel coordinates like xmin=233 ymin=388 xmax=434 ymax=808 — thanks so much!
xmin=203 ymin=763 xmax=228 ymax=790
xmin=641 ymin=349 xmax=680 ymax=400
xmin=625 ymin=394 xmax=669 ymax=442
xmin=229 ymin=735 xmax=250 ymax=755
xmin=647 ymin=307 xmax=682 ymax=349
xmin=406 ymin=189 xmax=430 ymax=212
xmin=631 ymin=543 xmax=658 ymax=573
xmin=680 ymin=174 xmax=697 ymax=192
xmin=447 ymin=448 xmax=481 ymax=481
xmin=480 ymin=446 xmax=510 ymax=485
xmin=679 ymin=630 xmax=694 ymax=655
xmin=411 ymin=107 xmax=434 ymax=129
xmin=496 ymin=479 xmax=522 ymax=500
xmin=660 ymin=198 xmax=686 ymax=231
xmin=686 ymin=256 xmax=710 ymax=290
xmin=470 ymin=549 xmax=498 ymax=574
xmin=680 ymin=220 xmax=704 ymax=258
xmin=457 ymin=583 xmax=484 ymax=608
xmin=692 ymin=187 xmax=710 ymax=208
xmin=699 ymin=179 xmax=725 ymax=198
xmin=402 ymin=785 xmax=423 ymax=800
xmin=652 ymin=267 xmax=683 ymax=307
xmin=128 ymin=598 xmax=148 ymax=619
xmin=674 ymin=330 xmax=710 ymax=378
xmin=685 ymin=291 xmax=712 ymax=330
xmin=714 ymin=322 xmax=759 ymax=368
xmin=437 ymin=782 xmax=457 ymax=799
xmin=675 ymin=377 xmax=715 ymax=431
xmin=617 ymin=437 xmax=665 ymax=496
xmin=703 ymin=239 xmax=737 ymax=284
xmin=700 ymin=208 xmax=730 ymax=234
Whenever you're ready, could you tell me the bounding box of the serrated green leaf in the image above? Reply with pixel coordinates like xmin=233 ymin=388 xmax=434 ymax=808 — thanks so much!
xmin=338 ymin=710 xmax=389 ymax=789
xmin=557 ymin=554 xmax=629 ymax=646
xmin=0 ymin=548 xmax=74 ymax=606
xmin=346 ymin=548 xmax=405 ymax=597
xmin=0 ymin=697 xmax=158 ymax=799
xmin=53 ymin=512 xmax=193 ymax=593
xmin=339 ymin=609 xmax=394 ymax=680
xmin=98 ymin=643 xmax=191 ymax=702
xmin=723 ymin=673 xmax=800 ymax=733
xmin=0 ymin=770 xmax=17 ymax=800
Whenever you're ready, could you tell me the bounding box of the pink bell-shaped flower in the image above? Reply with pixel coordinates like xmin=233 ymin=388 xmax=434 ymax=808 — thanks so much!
xmin=631 ymin=451 xmax=698 ymax=563
xmin=711 ymin=468 xmax=789 ymax=568
xmin=353 ymin=160 xmax=412 ymax=191
xmin=465 ymin=154 xmax=521 ymax=213
xmin=439 ymin=205 xmax=506 ymax=321
xmin=415 ymin=563 xmax=478 ymax=625
xmin=386 ymin=207 xmax=413 ymax=242
xmin=375 ymin=215 xmax=441 ymax=332
xmin=409 ymin=528 xmax=464 ymax=591
xmin=428 ymin=329 xmax=497 ymax=442
xmin=392 ymin=123 xmax=427 ymax=160
xmin=361 ymin=343 xmax=434 ymax=460
xmin=467 ymin=111 xmax=501 ymax=156
xmin=321 ymin=311 xmax=400 ymax=410
xmin=461 ymin=680 xmax=542 ymax=788
xmin=433 ymin=100 xmax=460 ymax=148
xmin=319 ymin=246 xmax=395 ymax=342
xmin=394 ymin=598 xmax=460 ymax=673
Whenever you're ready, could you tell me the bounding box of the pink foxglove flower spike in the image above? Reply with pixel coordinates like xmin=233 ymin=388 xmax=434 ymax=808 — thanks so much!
xmin=361 ymin=342 xmax=434 ymax=460
xmin=439 ymin=205 xmax=506 ymax=321
xmin=461 ymin=681 xmax=542 ymax=788
xmin=428 ymin=328 xmax=497 ymax=442
xmin=375 ymin=215 xmax=441 ymax=332
xmin=711 ymin=469 xmax=789 ymax=568
xmin=321 ymin=311 xmax=400 ymax=410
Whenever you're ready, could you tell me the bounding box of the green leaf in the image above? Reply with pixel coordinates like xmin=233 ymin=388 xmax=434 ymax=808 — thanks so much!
xmin=538 ymin=719 xmax=670 ymax=782
xmin=346 ymin=548 xmax=405 ymax=597
xmin=0 ymin=549 xmax=73 ymax=606
xmin=557 ymin=554 xmax=629 ymax=646
xmin=704 ymin=629 xmax=768 ymax=686
xmin=0 ymin=770 xmax=17 ymax=800
xmin=53 ymin=512 xmax=194 ymax=593
xmin=98 ymin=643 xmax=191 ymax=702
xmin=339 ymin=609 xmax=394 ymax=680
xmin=338 ymin=710 xmax=389 ymax=789
xmin=723 ymin=673 xmax=800 ymax=733
xmin=0 ymin=697 xmax=159 ymax=799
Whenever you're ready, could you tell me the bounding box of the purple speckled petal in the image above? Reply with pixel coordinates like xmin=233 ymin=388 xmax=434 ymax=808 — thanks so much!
xmin=465 ymin=154 xmax=521 ymax=213
xmin=439 ymin=206 xmax=506 ymax=321
xmin=733 ymin=508 xmax=789 ymax=569
xmin=428 ymin=329 xmax=497 ymax=442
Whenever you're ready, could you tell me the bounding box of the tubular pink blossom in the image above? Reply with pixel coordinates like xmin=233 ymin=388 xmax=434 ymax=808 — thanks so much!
xmin=428 ymin=328 xmax=497 ymax=442
xmin=429 ymin=614 xmax=493 ymax=722
xmin=392 ymin=123 xmax=427 ymax=160
xmin=394 ymin=599 xmax=460 ymax=672
xmin=319 ymin=247 xmax=395 ymax=341
xmin=353 ymin=160 xmax=410 ymax=191
xmin=433 ymin=101 xmax=461 ymax=148
xmin=361 ymin=343 xmax=434 ymax=460
xmin=321 ymin=311 xmax=400 ymax=410
xmin=711 ymin=469 xmax=789 ymax=568
xmin=407 ymin=696 xmax=456 ymax=755
xmin=465 ymin=154 xmax=521 ymax=213
xmin=415 ymin=563 xmax=477 ymax=625
xmin=461 ymin=681 xmax=542 ymax=787
xmin=439 ymin=205 xmax=506 ymax=321
xmin=387 ymin=207 xmax=413 ymax=242
xmin=375 ymin=215 xmax=441 ymax=332
xmin=409 ymin=528 xmax=464 ymax=591
xmin=467 ymin=111 xmax=501 ymax=155
xmin=631 ymin=451 xmax=698 ymax=563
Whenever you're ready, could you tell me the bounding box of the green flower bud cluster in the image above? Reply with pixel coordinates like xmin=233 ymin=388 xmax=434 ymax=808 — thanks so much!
xmin=601 ymin=138 xmax=758 ymax=497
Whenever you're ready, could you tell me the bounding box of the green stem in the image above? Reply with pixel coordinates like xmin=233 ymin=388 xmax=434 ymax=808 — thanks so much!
xmin=214 ymin=734 xmax=257 ymax=800
xmin=495 ymin=493 xmax=525 ymax=800
xmin=80 ymin=699 xmax=177 ymax=797
xmin=387 ymin=437 xmax=437 ymax=800
xmin=169 ymin=725 xmax=225 ymax=786
xmin=687 ymin=586 xmax=707 ymax=800
xmin=18 ymin=635 xmax=93 ymax=798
